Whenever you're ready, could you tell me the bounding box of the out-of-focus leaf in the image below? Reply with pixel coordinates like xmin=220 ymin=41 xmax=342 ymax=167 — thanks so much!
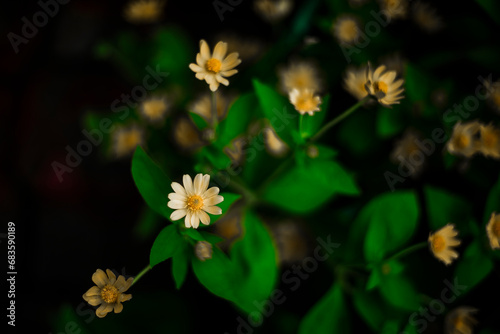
xmin=475 ymin=0 xmax=500 ymax=25
xmin=337 ymin=110 xmax=379 ymax=156
xmin=424 ymin=185 xmax=472 ymax=231
xmin=207 ymin=193 xmax=241 ymax=225
xmin=263 ymin=159 xmax=360 ymax=213
xmin=353 ymin=290 xmax=384 ymax=332
xmin=364 ymin=191 xmax=419 ymax=263
xmin=298 ymin=283 xmax=349 ymax=334
xmin=405 ymin=63 xmax=431 ymax=103
xmin=376 ymin=104 xmax=404 ymax=138
xmin=215 ymin=93 xmax=257 ymax=148
xmin=484 ymin=172 xmax=500 ymax=223
xmin=131 ymin=146 xmax=172 ymax=220
xmin=253 ymin=79 xmax=299 ymax=147
xmin=150 ymin=224 xmax=183 ymax=268
xmin=454 ymin=240 xmax=493 ymax=292
xmin=379 ymin=274 xmax=420 ymax=311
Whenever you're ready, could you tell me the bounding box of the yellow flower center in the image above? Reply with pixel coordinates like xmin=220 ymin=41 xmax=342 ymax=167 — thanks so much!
xmin=492 ymin=220 xmax=500 ymax=238
xmin=100 ymin=285 xmax=119 ymax=304
xmin=431 ymin=235 xmax=446 ymax=253
xmin=295 ymin=97 xmax=318 ymax=112
xmin=187 ymin=195 xmax=204 ymax=211
xmin=373 ymin=81 xmax=389 ymax=94
xmin=455 ymin=134 xmax=470 ymax=149
xmin=206 ymin=58 xmax=222 ymax=73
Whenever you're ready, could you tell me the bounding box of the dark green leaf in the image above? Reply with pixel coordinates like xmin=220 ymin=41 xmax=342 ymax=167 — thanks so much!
xmin=353 ymin=291 xmax=384 ymax=331
xmin=379 ymin=274 xmax=420 ymax=311
xmin=424 ymin=185 xmax=472 ymax=231
xmin=454 ymin=240 xmax=493 ymax=292
xmin=364 ymin=191 xmax=419 ymax=263
xmin=252 ymin=79 xmax=298 ymax=147
xmin=172 ymin=243 xmax=189 ymax=289
xmin=131 ymin=146 xmax=172 ymax=220
xmin=150 ymin=225 xmax=183 ymax=268
xmin=298 ymin=283 xmax=349 ymax=334
xmin=263 ymin=159 xmax=360 ymax=213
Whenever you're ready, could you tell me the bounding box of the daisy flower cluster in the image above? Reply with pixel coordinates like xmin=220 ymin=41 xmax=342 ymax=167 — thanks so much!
xmin=73 ymin=1 xmax=499 ymax=333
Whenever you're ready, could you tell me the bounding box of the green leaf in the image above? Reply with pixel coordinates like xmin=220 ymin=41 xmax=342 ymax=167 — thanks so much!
xmin=183 ymin=228 xmax=204 ymax=241
xmin=475 ymin=0 xmax=500 ymax=25
xmin=208 ymin=192 xmax=241 ymax=225
xmin=376 ymin=105 xmax=404 ymax=138
xmin=263 ymin=159 xmax=360 ymax=213
xmin=172 ymin=243 xmax=189 ymax=289
xmin=484 ymin=172 xmax=500 ymax=223
xmin=405 ymin=63 xmax=431 ymax=103
xmin=192 ymin=246 xmax=237 ymax=302
xmin=298 ymin=283 xmax=349 ymax=334
xmin=364 ymin=191 xmax=419 ymax=263
xmin=231 ymin=211 xmax=278 ymax=313
xmin=454 ymin=240 xmax=493 ymax=292
xmin=253 ymin=79 xmax=298 ymax=147
xmin=379 ymin=274 xmax=420 ymax=311
xmin=131 ymin=146 xmax=172 ymax=220
xmin=301 ymin=94 xmax=330 ymax=139
xmin=150 ymin=225 xmax=183 ymax=268
xmin=353 ymin=291 xmax=384 ymax=331
xmin=424 ymin=185 xmax=472 ymax=231
xmin=192 ymin=210 xmax=278 ymax=314
xmin=189 ymin=112 xmax=208 ymax=130
xmin=215 ymin=93 xmax=257 ymax=148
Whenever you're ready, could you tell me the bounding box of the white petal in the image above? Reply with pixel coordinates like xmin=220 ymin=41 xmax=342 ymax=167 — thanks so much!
xmin=168 ymin=192 xmax=186 ymax=202
xmin=200 ymin=40 xmax=211 ymax=60
xmin=193 ymin=173 xmax=204 ymax=194
xmin=171 ymin=182 xmax=186 ymax=196
xmin=167 ymin=200 xmax=186 ymax=209
xmin=204 ymin=206 xmax=222 ymax=215
xmin=204 ymin=195 xmax=224 ymax=206
xmin=201 ymin=174 xmax=210 ymax=193
xmin=198 ymin=211 xmax=210 ymax=225
xmin=189 ymin=63 xmax=203 ymax=73
xmin=195 ymin=72 xmax=207 ymax=80
xmin=170 ymin=209 xmax=187 ymax=221
xmin=203 ymin=187 xmax=220 ymax=198
xmin=183 ymin=174 xmax=194 ymax=195
xmin=191 ymin=213 xmax=200 ymax=229
xmin=216 ymin=74 xmax=229 ymax=86
xmin=212 ymin=41 xmax=227 ymax=60
xmin=185 ymin=211 xmax=192 ymax=228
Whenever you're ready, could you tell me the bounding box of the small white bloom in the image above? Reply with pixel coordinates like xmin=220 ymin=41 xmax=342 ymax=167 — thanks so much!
xmin=167 ymin=174 xmax=224 ymax=229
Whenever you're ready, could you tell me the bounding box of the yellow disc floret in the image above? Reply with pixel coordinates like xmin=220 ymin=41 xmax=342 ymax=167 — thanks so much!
xmin=206 ymin=58 xmax=222 ymax=73
xmin=100 ymin=285 xmax=119 ymax=304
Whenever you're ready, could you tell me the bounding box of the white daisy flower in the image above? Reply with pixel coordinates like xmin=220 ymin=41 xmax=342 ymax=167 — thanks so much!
xmin=167 ymin=174 xmax=224 ymax=229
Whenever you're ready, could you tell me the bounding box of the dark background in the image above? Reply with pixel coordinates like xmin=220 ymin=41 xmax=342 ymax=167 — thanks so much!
xmin=2 ymin=0 xmax=499 ymax=333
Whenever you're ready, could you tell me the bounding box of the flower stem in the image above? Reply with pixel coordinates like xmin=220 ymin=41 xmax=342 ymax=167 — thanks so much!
xmin=130 ymin=265 xmax=151 ymax=287
xmin=386 ymin=242 xmax=428 ymax=262
xmin=211 ymin=91 xmax=218 ymax=130
xmin=309 ymin=96 xmax=369 ymax=143
xmin=299 ymin=114 xmax=305 ymax=138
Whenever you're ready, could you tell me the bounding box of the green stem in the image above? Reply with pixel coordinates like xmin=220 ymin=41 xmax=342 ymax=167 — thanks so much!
xmin=211 ymin=91 xmax=218 ymax=130
xmin=386 ymin=242 xmax=428 ymax=262
xmin=309 ymin=96 xmax=369 ymax=143
xmin=299 ymin=114 xmax=305 ymax=138
xmin=130 ymin=265 xmax=151 ymax=287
